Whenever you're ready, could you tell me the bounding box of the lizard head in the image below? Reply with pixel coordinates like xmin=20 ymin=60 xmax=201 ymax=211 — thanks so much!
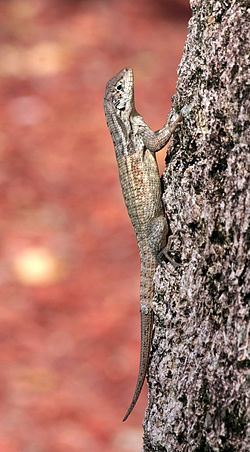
xmin=104 ymin=67 xmax=134 ymax=119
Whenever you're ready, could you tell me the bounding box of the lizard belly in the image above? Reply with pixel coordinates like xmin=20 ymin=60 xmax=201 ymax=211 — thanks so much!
xmin=117 ymin=151 xmax=164 ymax=242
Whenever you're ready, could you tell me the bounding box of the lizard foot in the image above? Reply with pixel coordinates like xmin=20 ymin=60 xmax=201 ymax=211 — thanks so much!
xmin=157 ymin=231 xmax=184 ymax=266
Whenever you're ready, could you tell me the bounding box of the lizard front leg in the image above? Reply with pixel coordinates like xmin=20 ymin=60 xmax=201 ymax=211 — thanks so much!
xmin=141 ymin=112 xmax=182 ymax=152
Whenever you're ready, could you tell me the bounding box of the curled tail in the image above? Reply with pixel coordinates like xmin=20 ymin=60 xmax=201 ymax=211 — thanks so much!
xmin=122 ymin=308 xmax=154 ymax=421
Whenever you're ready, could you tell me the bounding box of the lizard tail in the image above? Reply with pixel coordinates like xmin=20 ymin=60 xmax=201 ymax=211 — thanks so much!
xmin=122 ymin=308 xmax=154 ymax=421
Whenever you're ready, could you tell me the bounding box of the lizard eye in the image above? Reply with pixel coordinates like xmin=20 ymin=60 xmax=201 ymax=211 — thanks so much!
xmin=116 ymin=82 xmax=123 ymax=91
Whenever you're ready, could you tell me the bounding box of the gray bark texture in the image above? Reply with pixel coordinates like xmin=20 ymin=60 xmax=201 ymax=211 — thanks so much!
xmin=143 ymin=1 xmax=249 ymax=451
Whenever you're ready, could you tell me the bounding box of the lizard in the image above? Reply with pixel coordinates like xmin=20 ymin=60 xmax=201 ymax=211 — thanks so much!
xmin=104 ymin=67 xmax=182 ymax=422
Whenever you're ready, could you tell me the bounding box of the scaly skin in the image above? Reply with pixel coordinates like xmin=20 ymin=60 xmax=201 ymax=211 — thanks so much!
xmin=104 ymin=68 xmax=181 ymax=421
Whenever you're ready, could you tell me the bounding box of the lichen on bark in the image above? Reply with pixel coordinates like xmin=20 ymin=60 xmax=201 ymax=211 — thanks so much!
xmin=143 ymin=2 xmax=249 ymax=451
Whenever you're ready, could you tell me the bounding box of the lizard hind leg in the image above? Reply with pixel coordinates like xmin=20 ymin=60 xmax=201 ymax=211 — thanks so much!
xmin=147 ymin=216 xmax=181 ymax=266
xmin=158 ymin=230 xmax=185 ymax=267
xmin=157 ymin=235 xmax=181 ymax=267
xmin=146 ymin=215 xmax=168 ymax=261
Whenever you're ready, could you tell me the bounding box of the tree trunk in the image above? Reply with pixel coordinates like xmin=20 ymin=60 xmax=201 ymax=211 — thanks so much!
xmin=143 ymin=2 xmax=249 ymax=451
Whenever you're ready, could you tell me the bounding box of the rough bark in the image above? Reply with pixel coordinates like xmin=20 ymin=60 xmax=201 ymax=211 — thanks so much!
xmin=143 ymin=1 xmax=249 ymax=451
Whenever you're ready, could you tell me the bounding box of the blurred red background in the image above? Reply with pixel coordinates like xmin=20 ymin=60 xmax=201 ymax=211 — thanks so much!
xmin=0 ymin=1 xmax=190 ymax=451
